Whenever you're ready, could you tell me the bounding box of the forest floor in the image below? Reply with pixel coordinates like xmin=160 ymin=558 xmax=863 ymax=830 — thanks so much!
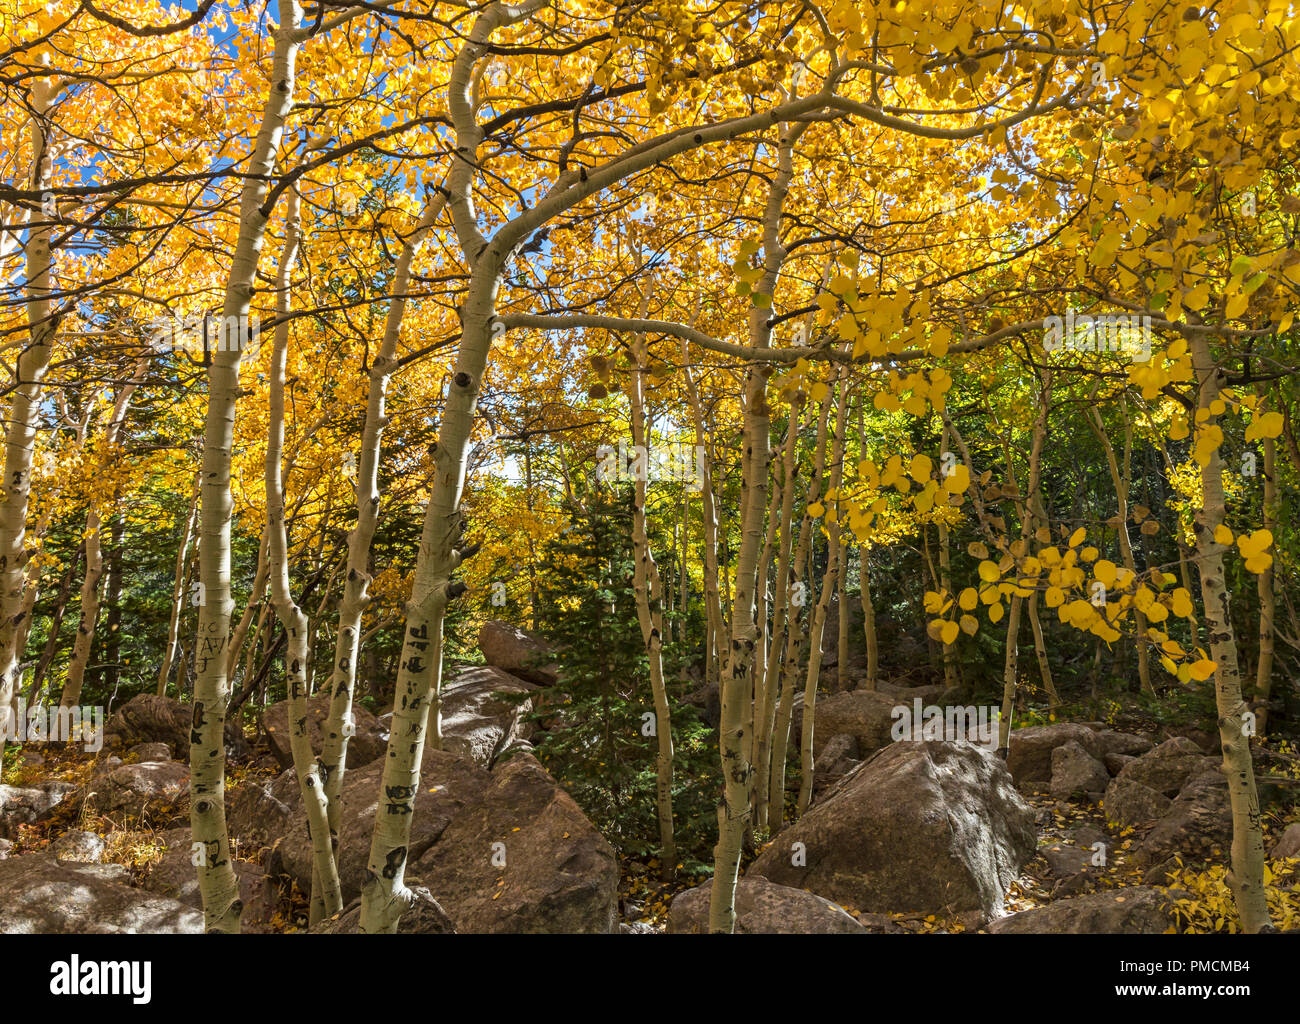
xmin=4 ymin=685 xmax=1298 ymax=934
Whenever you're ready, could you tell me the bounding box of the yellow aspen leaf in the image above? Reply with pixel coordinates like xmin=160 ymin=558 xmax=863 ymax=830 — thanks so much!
xmin=1187 ymin=659 xmax=1217 ymax=681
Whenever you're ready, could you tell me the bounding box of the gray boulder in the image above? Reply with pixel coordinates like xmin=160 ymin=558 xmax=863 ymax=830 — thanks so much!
xmin=1006 ymin=724 xmax=1102 ymax=792
xmin=0 ymin=853 xmax=202 ymax=933
xmin=1132 ymin=770 xmax=1231 ymax=868
xmin=810 ymin=689 xmax=901 ymax=757
xmin=750 ymin=740 xmax=1036 ymax=918
xmin=1111 ymin=736 xmax=1218 ymax=797
xmin=1093 ymin=730 xmax=1155 ymax=758
xmin=1050 ymin=740 xmax=1110 ymax=802
xmin=989 ymin=887 xmax=1175 ymax=934
xmin=227 ymin=768 xmax=299 ymax=848
xmin=276 ymin=748 xmax=618 ymax=933
xmin=478 ymin=620 xmax=559 ymax=685
xmin=83 ymin=760 xmax=189 ymax=822
xmin=438 ymin=665 xmax=538 ymax=767
xmin=1104 ymin=779 xmax=1173 ymax=828
xmin=0 ymin=781 xmax=77 ymax=838
xmin=668 ymin=877 xmax=867 ymax=934
xmin=51 ymin=829 xmax=106 ymax=863
xmin=1272 ymin=822 xmax=1300 ymax=860
xmin=126 ymin=742 xmax=173 ymax=762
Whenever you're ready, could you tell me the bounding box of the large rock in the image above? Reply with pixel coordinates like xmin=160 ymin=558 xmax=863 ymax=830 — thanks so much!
xmin=668 ymin=877 xmax=867 ymax=934
xmin=262 ymin=693 xmax=388 ymax=773
xmin=410 ymin=753 xmax=618 ymax=933
xmin=126 ymin=742 xmax=173 ymax=762
xmin=812 ymin=733 xmax=861 ymax=800
xmin=1093 ymin=730 xmax=1154 ymax=758
xmin=810 ymin=689 xmax=902 ymax=757
xmin=1132 ymin=770 xmax=1231 ymax=868
xmin=478 ymin=620 xmax=559 ymax=685
xmin=750 ymin=741 xmax=1037 ymax=918
xmin=227 ymin=768 xmax=299 ymax=848
xmin=438 ymin=665 xmax=538 ymax=767
xmin=1110 ymin=737 xmax=1218 ymax=797
xmin=276 ymin=748 xmax=618 ymax=933
xmin=1103 ymin=779 xmax=1172 ymax=828
xmin=873 ymin=681 xmax=948 ymax=705
xmin=1006 ymin=724 xmax=1102 ymax=792
xmin=1050 ymin=740 xmax=1110 ymax=802
xmin=83 ymin=760 xmax=189 ymax=823
xmin=0 ymin=782 xmax=77 ymax=838
xmin=1273 ymin=823 xmax=1300 ymax=860
xmin=0 ymin=853 xmax=202 ymax=933
xmin=1103 ymin=737 xmax=1218 ymax=827
xmin=103 ymin=693 xmax=246 ymax=759
xmin=50 ymin=829 xmax=106 ymax=863
xmin=988 ymin=887 xmax=1175 ymax=934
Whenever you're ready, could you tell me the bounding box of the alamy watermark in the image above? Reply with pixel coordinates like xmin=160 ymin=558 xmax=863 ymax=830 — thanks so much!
xmin=146 ymin=313 xmax=261 ymax=362
xmin=0 ymin=698 xmax=104 ymax=752
xmin=595 ymin=440 xmax=706 ymax=492
xmin=890 ymin=698 xmax=1000 ymax=751
xmin=1043 ymin=310 xmax=1151 ymax=362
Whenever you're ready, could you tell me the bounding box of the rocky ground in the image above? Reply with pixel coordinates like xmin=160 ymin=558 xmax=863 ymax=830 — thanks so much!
xmin=1 ymin=620 xmax=1297 ymax=934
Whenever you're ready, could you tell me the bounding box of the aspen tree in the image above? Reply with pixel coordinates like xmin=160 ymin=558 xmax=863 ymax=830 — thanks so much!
xmin=752 ymin=405 xmax=800 ymax=827
xmin=768 ymin=391 xmax=829 ymax=829
xmin=0 ymin=79 xmax=56 ymax=772
xmin=264 ymin=191 xmax=343 ymax=922
xmin=1087 ymin=392 xmax=1154 ymax=696
xmin=626 ymin=303 xmax=677 ymax=879
xmin=1253 ymin=387 xmax=1276 ymax=736
xmin=797 ymin=373 xmax=846 ymax=817
xmin=1187 ymin=333 xmax=1272 ymax=933
xmin=158 ymin=476 xmax=200 ymax=696
xmin=60 ymin=358 xmax=148 ymax=709
xmin=190 ymin=0 xmax=304 ymax=933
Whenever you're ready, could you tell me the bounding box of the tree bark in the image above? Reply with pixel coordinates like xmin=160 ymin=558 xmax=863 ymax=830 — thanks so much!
xmin=189 ymin=0 xmax=302 ymax=933
xmin=1188 ymin=333 xmax=1272 ymax=933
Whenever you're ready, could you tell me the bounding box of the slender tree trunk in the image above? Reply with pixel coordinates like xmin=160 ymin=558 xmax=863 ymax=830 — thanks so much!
xmin=627 ymin=319 xmax=676 ymax=879
xmin=680 ymin=335 xmax=722 ymax=687
xmin=225 ymin=533 xmax=269 ymax=682
xmin=321 ymin=194 xmax=445 ymax=879
xmin=103 ymin=507 xmax=124 ymax=696
xmin=61 ymin=360 xmax=146 ymax=709
xmin=0 ymin=80 xmax=56 ymax=771
xmin=264 ymin=191 xmax=343 ymax=923
xmin=768 ymin=392 xmax=829 ymax=829
xmin=797 ymin=375 xmax=845 ymax=816
xmin=159 ymin=475 xmax=201 ymax=696
xmin=190 ymin=1 xmax=302 ymax=933
xmin=1188 ymin=334 xmax=1272 ymax=933
xmin=1088 ymin=396 xmax=1153 ymax=696
xmin=753 ymin=406 xmax=799 ymax=827
xmin=1254 ymin=388 xmax=1276 ymax=736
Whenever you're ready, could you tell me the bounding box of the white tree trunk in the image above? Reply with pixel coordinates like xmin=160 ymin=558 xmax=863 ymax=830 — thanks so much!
xmin=190 ymin=0 xmax=302 ymax=933
xmin=0 ymin=80 xmax=56 ymax=771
